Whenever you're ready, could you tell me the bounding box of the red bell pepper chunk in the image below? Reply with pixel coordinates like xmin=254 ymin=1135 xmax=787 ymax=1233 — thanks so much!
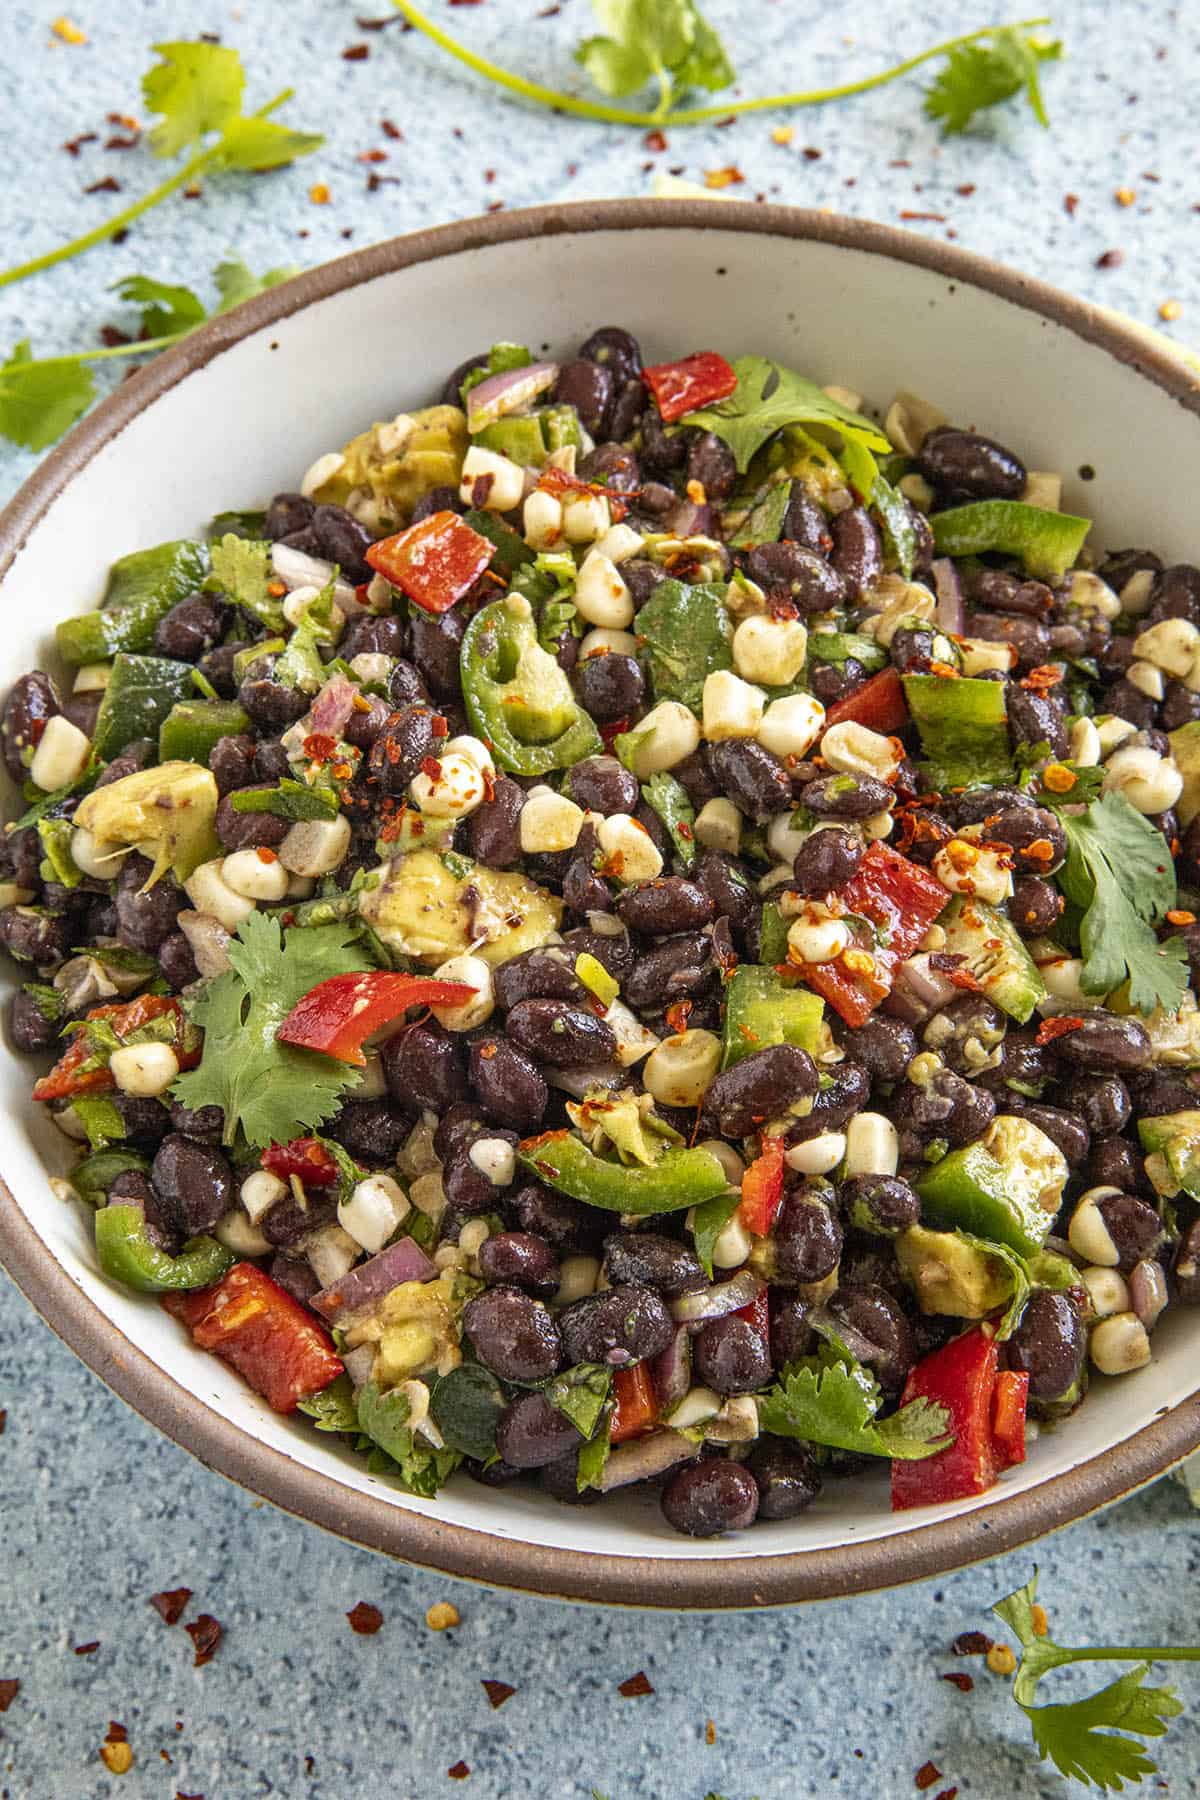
xmin=991 ymin=1368 xmax=1029 ymax=1471
xmin=801 ymin=842 xmax=948 ymax=1028
xmin=739 ymin=1134 xmax=785 ymax=1238
xmin=365 ymin=511 xmax=494 ymax=615
xmin=261 ymin=1137 xmax=341 ymax=1189
xmin=891 ymin=1326 xmax=999 ymax=1512
xmin=823 ymin=666 xmax=909 ymax=735
xmin=610 ymin=1362 xmax=659 ymax=1444
xmin=277 ymin=971 xmax=478 ymax=1067
xmin=163 ymin=1262 xmax=343 ymax=1414
xmin=640 ymin=350 xmax=738 ymax=425
xmin=32 ymin=994 xmax=198 ymax=1103
xmin=732 ymin=1287 xmax=770 ymax=1348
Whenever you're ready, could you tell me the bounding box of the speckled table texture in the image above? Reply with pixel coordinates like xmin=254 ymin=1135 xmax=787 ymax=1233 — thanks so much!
xmin=2 ymin=2 xmax=1200 ymax=1797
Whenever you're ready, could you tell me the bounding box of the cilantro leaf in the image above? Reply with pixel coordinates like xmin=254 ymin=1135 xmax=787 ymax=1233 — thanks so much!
xmin=143 ymin=40 xmax=246 ymax=158
xmin=428 ymin=1363 xmax=506 ymax=1461
xmin=641 ymin=772 xmax=696 ymax=868
xmin=356 ymin=1379 xmax=462 ymax=1496
xmin=691 ymin=1189 xmax=741 ymax=1279
xmin=229 ymin=781 xmax=341 ymax=824
xmin=543 ymin=1363 xmax=612 ymax=1440
xmin=1055 ymin=791 xmax=1187 ymax=1015
xmin=171 ymin=911 xmax=373 ymax=1149
xmin=206 ymin=533 xmax=284 ymax=632
xmin=576 ymin=0 xmax=733 ymax=106
xmin=634 ymin=578 xmax=732 ymax=710
xmin=925 ymin=29 xmax=1062 ymax=135
xmin=111 ymin=274 xmax=207 ymax=339
xmin=757 ymin=1345 xmax=953 ymax=1460
xmin=296 ymin=1373 xmax=360 ymax=1433
xmin=577 ymin=1411 xmax=613 ymax=1492
xmin=0 ymin=341 xmax=94 ymax=451
xmin=215 ymin=115 xmax=326 ymax=173
xmin=685 ymin=355 xmax=891 ymax=474
xmin=213 ymin=258 xmax=298 ymax=313
xmin=273 ymin=579 xmax=338 ymax=693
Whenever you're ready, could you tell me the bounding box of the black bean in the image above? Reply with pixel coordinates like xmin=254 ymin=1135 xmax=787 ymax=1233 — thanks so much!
xmin=153 ymin=593 xmax=228 ymax=662
xmin=1103 ymin=678 xmax=1159 ymax=730
xmin=409 ymin=485 xmax=464 ymax=528
xmin=1084 ymin=1136 xmax=1147 ymax=1197
xmin=694 ymin=850 xmax=759 ymax=942
xmin=970 ymin=613 xmax=1050 ymax=675
xmin=1149 ymin=563 xmax=1200 ymax=625
xmin=495 ymin=1392 xmax=582 ymax=1469
xmin=633 ymin=798 xmax=673 ymax=860
xmin=700 ymin=1045 xmax=817 ymax=1140
xmin=214 ymin=786 xmax=290 ymax=852
xmin=578 ymin=443 xmax=641 ymax=492
xmin=890 ymin=625 xmax=936 ymax=673
xmin=1044 ymin=1011 xmax=1150 ymax=1075
xmin=8 ymin=988 xmax=59 ymax=1054
xmin=432 ymin=1103 xmax=487 ymax=1167
xmin=562 ymin=925 xmax=636 ymax=987
xmin=624 ymin=932 xmax=713 ymax=1011
xmin=1008 ymin=876 xmax=1062 ymax=937
xmin=789 ymin=826 xmax=861 ymax=898
xmin=208 ymin=734 xmax=258 ymax=796
xmin=270 ymin=1253 xmax=320 ymax=1309
xmin=1099 ymin=548 xmax=1162 ymax=592
xmin=2 ymin=673 xmax=59 ymax=782
xmin=984 ymin=1029 xmax=1050 ymax=1096
xmin=342 ymin=694 xmax=391 ymax=752
xmin=238 ymin=656 xmax=310 ymax=730
xmin=838 ymin=1014 xmax=916 ymax=1083
xmin=616 ymin=876 xmax=714 ymax=936
xmin=327 ymin=1098 xmax=411 ymax=1164
xmin=603 ymin=1231 xmax=704 ymax=1297
xmin=1008 ymin=1290 xmax=1086 ymax=1404
xmin=1005 ymin=1097 xmax=1090 ymax=1167
xmin=506 ymin=998 xmax=617 ymax=1068
xmin=109 ymin=1094 xmax=171 ymax=1148
xmin=308 ymin=504 xmax=372 ymax=584
xmin=1173 ymin=1220 xmax=1200 ymax=1304
xmin=459 ymin=774 xmax=521 ymax=869
xmin=6 ymin=827 xmax=45 ymax=890
xmin=639 ymin=408 xmax=688 ymax=478
xmin=409 ymin=608 xmax=464 ymax=702
xmin=829 ymin=506 xmax=883 ymax=599
xmin=469 ymin=1036 xmax=548 ymax=1133
xmin=770 ymin=1293 xmax=815 ymax=1366
xmin=744 ymin=543 xmax=847 ymax=612
xmin=972 ymin=569 xmax=1053 ymax=619
xmin=801 ymin=772 xmax=893 ymax=820
xmin=786 ymin=1062 xmax=870 ymax=1142
xmin=60 ymin=693 xmax=100 ymax=738
xmin=707 ymin=739 xmax=793 ymax=820
xmin=564 ymin=756 xmax=635 ymax=817
xmin=0 ymin=907 xmax=70 ymax=968
xmin=263 ymin=493 xmax=314 ymax=540
xmin=622 ymin=558 xmax=667 ymax=606
xmin=380 ymin=1019 xmax=467 ymax=1114
xmin=114 ymin=854 xmax=183 ymax=953
xmin=781 ymin=482 xmax=831 ymax=552
xmin=686 ymin=432 xmax=737 ymax=502
xmin=168 ymin=1099 xmax=224 ymax=1145
xmin=196 ymin=642 xmax=246 ymax=699
xmin=513 ymin=1180 xmax=606 ymax=1254
xmin=826 ymin=1284 xmax=916 ymax=1394
xmin=493 ymin=949 xmax=586 ymax=1011
xmin=661 ymin=1458 xmax=758 ymax=1536
xmin=1005 ymin=683 xmax=1068 ymax=757
xmin=917 ymin=425 xmax=1025 ymax=500
xmin=559 ymin=1283 xmax=674 ymax=1366
xmin=987 ymin=805 xmax=1066 ymax=875
xmin=953 ymin=786 xmax=1036 ymax=828
xmin=367 ymin=704 xmax=440 ymax=794
xmin=338 ymin=614 xmax=407 ymax=663
xmin=150 ymin=1132 xmax=233 ymax=1237
xmin=539 ymin=1449 xmax=603 ymax=1504
xmin=442 ymin=1147 xmax=505 ymax=1223
xmin=385 ymin=659 xmax=427 ymax=710
xmin=562 ymin=852 xmax=613 ymax=917
xmin=1053 ymin=1072 xmax=1130 ymax=1139
xmin=253 ymin=740 xmax=291 ymax=783
xmin=573 ymin=653 xmax=644 ymax=723
xmin=892 ymin=1066 xmax=995 ymax=1147
xmin=841 ymin=1174 xmax=920 ymax=1238
xmin=441 ymin=350 xmax=490 ymax=406
xmin=478 ymin=1231 xmax=560 ymax=1298
xmin=747 ymin=1439 xmax=822 ymax=1520
xmin=464 ymin=1285 xmax=563 ymax=1383
xmin=771 ymin=1189 xmax=843 ymax=1284
xmin=579 ymin=325 xmax=642 ymax=386
xmin=922 ymin=994 xmax=1005 ymax=1076
xmin=694 ymin=1315 xmax=772 ymax=1395
xmin=604 ymin=380 xmax=647 ymax=443
xmin=1161 ymin=681 xmax=1200 ymax=731
xmin=158 ymin=931 xmax=200 ymax=991
xmin=1095 ymin=1192 xmax=1165 ymax=1272
xmin=1129 ymin=1070 xmax=1199 ymax=1117
xmin=555 ymin=357 xmax=614 ymax=436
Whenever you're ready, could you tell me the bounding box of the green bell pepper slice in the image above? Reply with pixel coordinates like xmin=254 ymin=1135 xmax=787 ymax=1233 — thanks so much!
xmin=903 ymin=672 xmax=1015 ymax=790
xmin=1138 ymin=1108 xmax=1200 ymax=1198
xmin=92 ymin=654 xmax=195 ymax=761
xmin=721 ymin=966 xmax=825 ymax=1069
xmin=473 ymin=415 xmax=549 ymax=468
xmin=518 ymin=1131 xmax=728 ymax=1215
xmin=158 ymin=698 xmax=253 ymax=764
xmin=461 ymin=594 xmax=601 ymax=776
xmin=56 ymin=540 xmax=210 ymax=665
xmin=94 ymin=1203 xmax=234 ymax=1293
xmin=916 ymin=1114 xmax=1067 ymax=1258
xmin=930 ymin=501 xmax=1091 ymax=583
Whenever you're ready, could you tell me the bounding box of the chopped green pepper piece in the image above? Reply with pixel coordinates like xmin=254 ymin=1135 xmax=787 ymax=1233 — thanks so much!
xmin=903 ymin=673 xmax=1015 ymax=790
xmin=207 ymin=508 xmax=267 ymax=541
xmin=473 ymin=415 xmax=549 ymax=468
xmin=930 ymin=501 xmax=1091 ymax=583
xmin=640 ymin=772 xmax=696 ymax=869
xmin=727 ymin=480 xmax=791 ymax=550
xmin=461 ymin=508 xmax=534 ymax=577
xmin=1138 ymin=1108 xmax=1200 ymax=1198
xmin=915 ymin=1114 xmax=1067 ymax=1258
xmin=72 ymin=1148 xmax=150 ymax=1208
xmin=541 ymin=404 xmax=582 ymax=455
xmin=94 ymin=1203 xmax=234 ymax=1292
xmin=939 ymin=895 xmax=1046 ymax=1024
xmin=158 ymin=698 xmax=253 ymax=764
xmin=56 ymin=540 xmax=210 ymax=665
xmin=93 ymin=654 xmax=194 ymax=760
xmin=518 ymin=1131 xmax=727 ymax=1215
xmin=460 ymin=595 xmax=601 ymax=777
xmin=721 ymin=966 xmax=825 ymax=1069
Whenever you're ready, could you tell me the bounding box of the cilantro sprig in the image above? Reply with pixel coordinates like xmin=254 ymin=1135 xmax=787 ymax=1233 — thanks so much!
xmin=0 ymin=41 xmax=320 ymax=295
xmin=757 ymin=1343 xmax=953 ymax=1461
xmin=392 ymin=1 xmax=1059 ymax=137
xmin=994 ymin=1573 xmax=1200 ymax=1791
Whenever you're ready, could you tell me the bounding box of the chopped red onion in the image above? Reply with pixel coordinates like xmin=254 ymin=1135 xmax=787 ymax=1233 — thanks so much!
xmin=671 ymin=1269 xmax=764 ymax=1326
xmin=663 ymin=498 xmax=712 ymax=539
xmin=270 ymin=541 xmax=359 ymax=611
xmin=342 ymin=1345 xmax=376 ymax=1389
xmin=931 ymin=558 xmax=964 ymax=635
xmin=309 ymin=672 xmax=358 ymax=739
xmin=465 ymin=362 xmax=558 ymax=433
xmin=597 ymin=1429 xmax=701 ymax=1492
xmin=884 ymin=954 xmax=961 ymax=1026
xmin=176 ymin=910 xmax=232 ymax=978
xmin=312 ymin=1236 xmax=436 ymax=1321
xmin=649 ymin=1326 xmax=692 ymax=1414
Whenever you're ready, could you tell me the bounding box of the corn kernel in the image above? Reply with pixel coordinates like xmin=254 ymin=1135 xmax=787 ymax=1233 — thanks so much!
xmin=1115 ymin=186 xmax=1136 ymax=206
xmin=426 ymin=1601 xmax=461 ymax=1631
xmin=1160 ymin=298 xmax=1183 ymax=322
xmin=51 ymin=16 xmax=87 ymax=42
xmin=99 ymin=1742 xmax=133 ymax=1775
xmin=309 ymin=182 xmax=331 ymax=204
xmin=987 ymin=1643 xmax=1017 ymax=1676
xmin=771 ymin=126 xmax=794 ymax=144
xmin=1041 ymin=763 xmax=1076 ymax=794
xmin=1030 ymin=1604 xmax=1049 ymax=1637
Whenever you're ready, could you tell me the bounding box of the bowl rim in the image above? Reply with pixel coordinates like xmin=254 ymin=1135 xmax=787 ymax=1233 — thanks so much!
xmin=3 ymin=196 xmax=1200 ymax=1608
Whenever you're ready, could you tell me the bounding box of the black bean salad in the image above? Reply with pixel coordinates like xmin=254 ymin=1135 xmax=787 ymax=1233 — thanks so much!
xmin=7 ymin=329 xmax=1200 ymax=1536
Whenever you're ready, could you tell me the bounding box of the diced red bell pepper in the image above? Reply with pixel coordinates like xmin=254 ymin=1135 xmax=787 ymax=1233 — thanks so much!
xmin=823 ymin=667 xmax=909 ymax=735
xmin=739 ymin=1135 xmax=785 ymax=1238
xmin=277 ymin=971 xmax=478 ymax=1067
xmin=261 ymin=1137 xmax=341 ymax=1189
xmin=640 ymin=350 xmax=738 ymax=425
xmin=599 ymin=712 xmax=632 ymax=751
xmin=32 ymin=994 xmax=198 ymax=1103
xmin=610 ymin=1362 xmax=659 ymax=1444
xmin=891 ymin=1326 xmax=999 ymax=1512
xmin=800 ymin=842 xmax=948 ymax=1028
xmin=365 ymin=511 xmax=494 ymax=615
xmin=163 ymin=1261 xmax=343 ymax=1413
xmin=733 ymin=1287 xmax=770 ymax=1348
xmin=991 ymin=1369 xmax=1030 ymax=1471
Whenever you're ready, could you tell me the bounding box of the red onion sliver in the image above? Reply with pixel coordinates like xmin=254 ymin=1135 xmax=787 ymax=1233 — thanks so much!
xmin=312 ymin=1236 xmax=437 ymax=1321
xmin=309 ymin=672 xmax=358 ymax=739
xmin=598 ymin=1429 xmax=701 ymax=1492
xmin=671 ymin=1269 xmax=764 ymax=1326
xmin=931 ymin=558 xmax=964 ymax=635
xmin=650 ymin=1325 xmax=692 ymax=1414
xmin=465 ymin=362 xmax=558 ymax=433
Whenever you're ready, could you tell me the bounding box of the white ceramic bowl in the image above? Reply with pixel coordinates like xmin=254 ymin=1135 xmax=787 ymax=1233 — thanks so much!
xmin=3 ymin=201 xmax=1199 ymax=1607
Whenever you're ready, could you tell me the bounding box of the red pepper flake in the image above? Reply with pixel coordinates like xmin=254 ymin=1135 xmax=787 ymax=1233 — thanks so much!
xmin=431 ymin=713 xmax=449 ymax=738
xmin=184 ymin=1615 xmax=222 ymax=1667
xmin=1036 ymin=1015 xmax=1084 ymax=1046
xmin=85 ymin=176 xmax=122 ymax=194
xmin=618 ymin=1671 xmax=655 ymax=1697
xmin=644 ymin=129 xmax=668 ymax=152
xmin=956 ymin=183 xmax=976 ymax=197
xmin=941 ymin=1671 xmax=974 ymax=1692
xmin=481 ymin=1679 xmax=516 ymax=1709
xmin=105 ymin=133 xmax=139 ymax=150
xmin=803 ymin=146 xmax=822 ymax=160
xmin=358 ymin=147 xmax=388 ymax=163
xmin=105 ymin=1722 xmax=129 ymax=1744
xmin=0 ymin=1680 xmax=19 ymax=1711
xmin=915 ymin=1764 xmax=942 ymax=1792
xmin=935 ymin=1791 xmax=959 ymax=1800
xmin=63 ymin=131 xmax=98 ymax=155
xmin=948 ymin=968 xmax=984 ymax=991
xmin=99 ymin=324 xmax=133 ymax=347
xmin=150 ymin=1587 xmax=192 ymax=1626
xmin=1021 ymin=663 xmax=1064 ymax=690
xmin=1096 ymin=248 xmax=1125 ymax=268
xmin=1064 ymin=192 xmax=1079 ymax=215
xmin=176 ymin=1792 xmax=205 ymax=1799
xmin=347 ymin=1601 xmax=384 ymax=1636
xmin=73 ymin=1641 xmax=101 ymax=1656
xmin=664 ymin=1000 xmax=693 ymax=1035
xmin=953 ymin=1632 xmax=993 ymax=1656
xmin=900 ymin=211 xmax=947 ymax=222
xmin=358 ymin=12 xmax=403 ymax=26
xmin=0 ymin=1408 xmax=6 ymax=1434
xmin=420 ymin=756 xmax=443 ymax=782
xmin=448 ymin=1763 xmax=471 ymax=1780
xmin=343 ymin=43 xmax=370 ymax=60
xmin=303 ymin=733 xmax=338 ymax=761
xmin=704 ymin=166 xmax=744 ymax=189
xmin=381 ymin=118 xmax=404 ymax=138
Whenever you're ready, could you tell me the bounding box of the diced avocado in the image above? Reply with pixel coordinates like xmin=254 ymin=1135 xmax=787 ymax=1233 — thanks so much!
xmin=903 ymin=673 xmax=1014 ymax=791
xmin=92 ymin=654 xmax=194 ymax=760
xmin=1169 ymin=721 xmax=1200 ymax=828
xmin=1137 ymin=1108 xmax=1200 ymax=1197
xmin=895 ymin=1223 xmax=1016 ymax=1318
xmin=939 ymin=894 xmax=1046 ymax=1024
xmin=720 ymin=966 xmax=824 ymax=1069
xmin=309 ymin=404 xmax=468 ymax=530
xmin=74 ymin=760 xmax=220 ymax=885
xmin=158 ymin=698 xmax=252 ymax=765
xmin=916 ymin=1114 xmax=1067 ymax=1258
xmin=358 ymin=848 xmax=561 ymax=967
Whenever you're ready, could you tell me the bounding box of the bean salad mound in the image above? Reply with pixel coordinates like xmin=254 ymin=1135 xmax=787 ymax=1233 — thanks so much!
xmin=7 ymin=328 xmax=1200 ymax=1536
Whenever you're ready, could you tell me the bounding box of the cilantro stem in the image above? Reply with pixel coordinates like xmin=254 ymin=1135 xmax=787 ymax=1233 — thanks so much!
xmin=1059 ymin=1647 xmax=1200 ymax=1665
xmin=0 ymin=89 xmax=293 ymax=294
xmin=390 ymin=2 xmax=1052 ymax=128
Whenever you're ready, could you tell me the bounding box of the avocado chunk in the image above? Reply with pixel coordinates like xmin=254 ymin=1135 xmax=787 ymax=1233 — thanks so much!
xmin=1169 ymin=720 xmax=1200 ymax=828
xmin=939 ymin=894 xmax=1047 ymax=1024
xmin=308 ymin=404 xmax=468 ymax=530
xmin=1137 ymin=1107 xmax=1200 ymax=1198
xmin=895 ymin=1223 xmax=1016 ymax=1318
xmin=74 ymin=760 xmax=219 ymax=885
xmin=358 ymin=847 xmax=561 ymax=967
xmin=916 ymin=1113 xmax=1067 ymax=1258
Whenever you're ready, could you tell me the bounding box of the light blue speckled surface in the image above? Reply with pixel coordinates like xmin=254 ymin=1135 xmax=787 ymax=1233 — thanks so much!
xmin=2 ymin=4 xmax=1200 ymax=1796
